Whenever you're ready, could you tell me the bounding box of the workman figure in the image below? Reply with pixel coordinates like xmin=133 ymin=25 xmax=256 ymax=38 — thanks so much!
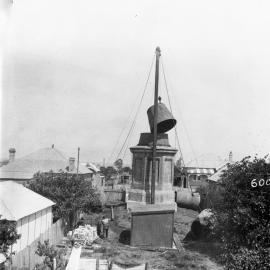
xmin=97 ymin=218 xmax=103 ymax=237
xmin=101 ymin=216 xmax=110 ymax=238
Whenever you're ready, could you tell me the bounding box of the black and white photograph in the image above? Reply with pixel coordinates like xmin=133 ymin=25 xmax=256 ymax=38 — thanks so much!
xmin=1 ymin=1 xmax=270 ymax=269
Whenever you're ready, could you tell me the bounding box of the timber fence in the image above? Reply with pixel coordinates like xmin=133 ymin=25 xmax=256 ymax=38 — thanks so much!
xmin=103 ymin=189 xmax=126 ymax=203
xmin=11 ymin=219 xmax=65 ymax=270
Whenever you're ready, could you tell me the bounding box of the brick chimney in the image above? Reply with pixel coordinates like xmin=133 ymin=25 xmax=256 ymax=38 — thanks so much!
xmin=229 ymin=151 xmax=233 ymax=163
xmin=69 ymin=157 xmax=75 ymax=172
xmin=9 ymin=148 xmax=16 ymax=162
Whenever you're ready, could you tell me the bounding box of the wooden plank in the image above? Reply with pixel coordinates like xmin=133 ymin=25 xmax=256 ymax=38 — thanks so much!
xmin=78 ymin=258 xmax=96 ymax=270
xmin=99 ymin=259 xmax=109 ymax=270
xmin=111 ymin=263 xmax=146 ymax=270
xmin=66 ymin=246 xmax=82 ymax=270
xmin=173 ymin=233 xmax=183 ymax=251
xmin=145 ymin=262 xmax=148 ymax=270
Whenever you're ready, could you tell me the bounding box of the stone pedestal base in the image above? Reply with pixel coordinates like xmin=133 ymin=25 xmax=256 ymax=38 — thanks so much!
xmin=128 ymin=188 xmax=175 ymax=204
xmin=128 ymin=189 xmax=146 ymax=202
xmin=127 ymin=188 xmax=177 ymax=212
xmin=128 ymin=132 xmax=178 ymax=213
xmin=145 ymin=190 xmax=175 ymax=204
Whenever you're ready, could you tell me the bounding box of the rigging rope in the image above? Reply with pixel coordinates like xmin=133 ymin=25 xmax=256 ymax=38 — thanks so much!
xmin=111 ymin=53 xmax=198 ymax=169
xmin=122 ymin=123 xmax=135 ymax=159
xmin=114 ymin=54 xmax=155 ymax=161
xmin=161 ymin=59 xmax=186 ymax=167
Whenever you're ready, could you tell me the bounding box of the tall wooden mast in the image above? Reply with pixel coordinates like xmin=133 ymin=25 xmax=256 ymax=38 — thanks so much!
xmin=151 ymin=46 xmax=161 ymax=204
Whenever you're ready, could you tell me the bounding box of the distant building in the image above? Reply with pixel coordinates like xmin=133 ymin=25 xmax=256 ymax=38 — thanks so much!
xmin=84 ymin=162 xmax=100 ymax=173
xmin=184 ymin=153 xmax=225 ymax=181
xmin=120 ymin=172 xmax=131 ymax=185
xmin=0 ymin=146 xmax=94 ymax=184
xmin=82 ymin=162 xmax=105 ymax=188
xmin=175 ymin=152 xmax=233 ymax=190
xmin=0 ymin=181 xmax=55 ymax=253
xmin=199 ymin=153 xmax=234 ymax=209
xmin=208 ymin=152 xmax=234 ymax=184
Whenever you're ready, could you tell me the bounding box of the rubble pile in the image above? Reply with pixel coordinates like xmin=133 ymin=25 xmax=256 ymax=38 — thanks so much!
xmin=188 ymin=209 xmax=216 ymax=240
xmin=73 ymin=225 xmax=98 ymax=245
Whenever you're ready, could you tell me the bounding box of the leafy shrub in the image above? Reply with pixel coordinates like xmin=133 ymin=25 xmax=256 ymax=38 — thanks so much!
xmin=198 ymin=183 xmax=223 ymax=210
xmin=212 ymin=156 xmax=270 ymax=269
xmin=220 ymin=245 xmax=270 ymax=270
xmin=34 ymin=240 xmax=67 ymax=270
xmin=0 ymin=219 xmax=20 ymax=261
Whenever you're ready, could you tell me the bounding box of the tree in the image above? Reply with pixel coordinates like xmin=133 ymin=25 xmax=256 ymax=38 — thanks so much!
xmin=0 ymin=218 xmax=20 ymax=263
xmin=122 ymin=166 xmax=132 ymax=174
xmin=34 ymin=240 xmax=67 ymax=270
xmin=99 ymin=166 xmax=118 ymax=181
xmin=28 ymin=173 xmax=102 ymax=231
xmin=212 ymin=156 xmax=270 ymax=269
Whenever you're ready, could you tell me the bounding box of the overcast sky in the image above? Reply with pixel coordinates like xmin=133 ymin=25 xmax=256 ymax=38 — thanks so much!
xmin=1 ymin=0 xmax=270 ymax=165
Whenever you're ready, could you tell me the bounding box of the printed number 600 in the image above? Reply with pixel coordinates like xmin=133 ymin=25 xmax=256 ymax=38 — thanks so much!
xmin=251 ymin=178 xmax=270 ymax=188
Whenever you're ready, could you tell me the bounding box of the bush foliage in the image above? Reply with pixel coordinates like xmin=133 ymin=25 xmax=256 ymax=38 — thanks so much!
xmin=28 ymin=173 xmax=102 ymax=231
xmin=0 ymin=219 xmax=20 ymax=261
xmin=212 ymin=156 xmax=270 ymax=269
xmin=34 ymin=240 xmax=67 ymax=270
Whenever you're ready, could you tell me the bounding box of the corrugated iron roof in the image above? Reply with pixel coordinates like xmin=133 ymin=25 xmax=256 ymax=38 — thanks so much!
xmin=208 ymin=163 xmax=230 ymax=182
xmin=0 ymin=181 xmax=55 ymax=221
xmin=0 ymin=147 xmax=90 ymax=180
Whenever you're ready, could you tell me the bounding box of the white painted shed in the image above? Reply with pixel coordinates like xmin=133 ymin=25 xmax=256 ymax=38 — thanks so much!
xmin=0 ymin=181 xmax=55 ymax=252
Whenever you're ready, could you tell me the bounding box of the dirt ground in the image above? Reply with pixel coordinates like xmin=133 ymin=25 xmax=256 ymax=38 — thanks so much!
xmin=82 ymin=206 xmax=224 ymax=270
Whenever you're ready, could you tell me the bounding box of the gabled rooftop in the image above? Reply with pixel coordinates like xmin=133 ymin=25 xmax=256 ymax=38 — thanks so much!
xmin=0 ymin=181 xmax=55 ymax=221
xmin=0 ymin=146 xmax=91 ymax=180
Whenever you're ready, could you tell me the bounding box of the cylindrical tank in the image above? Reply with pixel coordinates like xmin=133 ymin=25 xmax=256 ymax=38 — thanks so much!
xmin=147 ymin=103 xmax=177 ymax=133
xmin=175 ymin=189 xmax=201 ymax=210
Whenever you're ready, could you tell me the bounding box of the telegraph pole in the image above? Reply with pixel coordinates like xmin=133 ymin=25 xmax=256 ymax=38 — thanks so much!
xmin=151 ymin=47 xmax=161 ymax=204
xmin=77 ymin=147 xmax=80 ymax=176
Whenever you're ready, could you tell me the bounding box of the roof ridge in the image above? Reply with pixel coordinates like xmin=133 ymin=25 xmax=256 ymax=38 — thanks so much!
xmin=52 ymin=148 xmax=68 ymax=160
xmin=22 ymin=147 xmax=50 ymax=158
xmin=0 ymin=181 xmax=55 ymax=220
xmin=0 ymin=198 xmax=16 ymax=220
xmin=21 ymin=147 xmax=67 ymax=161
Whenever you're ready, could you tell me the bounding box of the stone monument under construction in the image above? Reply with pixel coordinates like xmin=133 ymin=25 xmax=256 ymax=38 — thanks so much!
xmin=128 ymin=103 xmax=178 ymax=205
xmin=128 ymin=47 xmax=178 ymax=248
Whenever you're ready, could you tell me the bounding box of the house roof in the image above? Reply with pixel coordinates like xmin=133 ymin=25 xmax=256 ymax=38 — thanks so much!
xmin=0 ymin=147 xmax=91 ymax=180
xmin=82 ymin=162 xmax=100 ymax=173
xmin=89 ymin=163 xmax=100 ymax=173
xmin=76 ymin=165 xmax=93 ymax=174
xmin=208 ymin=162 xmax=231 ymax=182
xmin=0 ymin=181 xmax=55 ymax=221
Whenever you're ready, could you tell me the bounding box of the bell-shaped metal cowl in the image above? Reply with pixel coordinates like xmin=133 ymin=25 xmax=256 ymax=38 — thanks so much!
xmin=147 ymin=102 xmax=177 ymax=133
